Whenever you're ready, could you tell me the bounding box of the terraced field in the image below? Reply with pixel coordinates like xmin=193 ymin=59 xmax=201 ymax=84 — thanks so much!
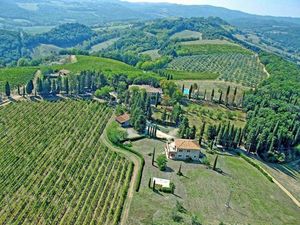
xmin=0 ymin=101 xmax=133 ymax=225
xmin=168 ymin=54 xmax=268 ymax=87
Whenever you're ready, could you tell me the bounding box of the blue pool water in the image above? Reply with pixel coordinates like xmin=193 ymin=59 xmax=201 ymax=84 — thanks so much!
xmin=183 ymin=88 xmax=189 ymax=95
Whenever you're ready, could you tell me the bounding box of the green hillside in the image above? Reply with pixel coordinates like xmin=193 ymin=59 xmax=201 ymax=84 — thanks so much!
xmin=43 ymin=55 xmax=157 ymax=79
xmin=0 ymin=67 xmax=37 ymax=90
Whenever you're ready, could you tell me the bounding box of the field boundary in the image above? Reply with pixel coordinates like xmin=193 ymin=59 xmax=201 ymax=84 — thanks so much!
xmin=100 ymin=116 xmax=144 ymax=225
xmin=240 ymin=153 xmax=300 ymax=208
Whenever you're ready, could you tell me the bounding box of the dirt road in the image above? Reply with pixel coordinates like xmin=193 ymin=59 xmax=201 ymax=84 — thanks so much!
xmin=100 ymin=117 xmax=141 ymax=225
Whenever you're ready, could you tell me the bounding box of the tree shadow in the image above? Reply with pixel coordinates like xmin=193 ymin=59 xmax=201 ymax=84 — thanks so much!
xmin=172 ymin=193 xmax=182 ymax=199
xmin=164 ymin=166 xmax=174 ymax=173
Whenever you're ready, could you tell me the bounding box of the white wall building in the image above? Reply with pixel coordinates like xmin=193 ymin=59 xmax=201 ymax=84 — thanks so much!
xmin=165 ymin=139 xmax=201 ymax=161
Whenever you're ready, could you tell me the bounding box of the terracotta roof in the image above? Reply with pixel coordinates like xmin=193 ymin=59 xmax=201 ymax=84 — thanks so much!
xmin=129 ymin=85 xmax=163 ymax=94
xmin=175 ymin=139 xmax=200 ymax=151
xmin=116 ymin=113 xmax=130 ymax=124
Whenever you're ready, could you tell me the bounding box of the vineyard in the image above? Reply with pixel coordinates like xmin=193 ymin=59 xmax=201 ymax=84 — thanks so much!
xmin=0 ymin=101 xmax=133 ymax=225
xmin=168 ymin=53 xmax=268 ymax=87
xmin=0 ymin=67 xmax=37 ymax=90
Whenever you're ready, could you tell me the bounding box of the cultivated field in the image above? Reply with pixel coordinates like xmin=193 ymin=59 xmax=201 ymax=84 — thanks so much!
xmin=42 ymin=55 xmax=157 ymax=79
xmin=176 ymin=80 xmax=250 ymax=103
xmin=140 ymin=49 xmax=161 ymax=60
xmin=90 ymin=38 xmax=119 ymax=52
xmin=168 ymin=54 xmax=268 ymax=87
xmin=166 ymin=70 xmax=219 ymax=80
xmin=0 ymin=101 xmax=133 ymax=225
xmin=177 ymin=43 xmax=252 ymax=56
xmin=127 ymin=139 xmax=300 ymax=225
xmin=171 ymin=30 xmax=202 ymax=40
xmin=0 ymin=67 xmax=37 ymax=90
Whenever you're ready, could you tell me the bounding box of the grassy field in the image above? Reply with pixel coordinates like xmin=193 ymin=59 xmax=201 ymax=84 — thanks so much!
xmin=0 ymin=67 xmax=37 ymax=90
xmin=171 ymin=30 xmax=202 ymax=40
xmin=168 ymin=54 xmax=268 ymax=87
xmin=257 ymin=160 xmax=300 ymax=203
xmin=90 ymin=38 xmax=119 ymax=52
xmin=140 ymin=49 xmax=161 ymax=60
xmin=184 ymin=102 xmax=246 ymax=128
xmin=166 ymin=69 xmax=219 ymax=80
xmin=0 ymin=101 xmax=133 ymax=225
xmin=32 ymin=44 xmax=62 ymax=58
xmin=127 ymin=139 xmax=300 ymax=225
xmin=22 ymin=26 xmax=54 ymax=35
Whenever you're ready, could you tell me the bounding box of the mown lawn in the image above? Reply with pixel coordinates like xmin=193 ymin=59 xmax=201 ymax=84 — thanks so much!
xmin=127 ymin=139 xmax=300 ymax=225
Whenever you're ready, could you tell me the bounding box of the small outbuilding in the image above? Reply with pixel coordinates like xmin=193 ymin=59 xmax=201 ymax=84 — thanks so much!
xmin=153 ymin=177 xmax=171 ymax=189
xmin=115 ymin=113 xmax=130 ymax=127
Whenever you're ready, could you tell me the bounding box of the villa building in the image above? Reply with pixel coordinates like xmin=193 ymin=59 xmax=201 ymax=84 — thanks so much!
xmin=165 ymin=139 xmax=201 ymax=161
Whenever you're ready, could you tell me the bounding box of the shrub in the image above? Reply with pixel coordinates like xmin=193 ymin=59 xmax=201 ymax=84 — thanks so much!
xmin=107 ymin=121 xmax=127 ymax=144
xmin=156 ymin=154 xmax=167 ymax=171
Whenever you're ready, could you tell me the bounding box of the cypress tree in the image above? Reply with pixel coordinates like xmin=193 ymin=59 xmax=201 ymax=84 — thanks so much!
xmin=37 ymin=77 xmax=43 ymax=94
xmin=293 ymin=127 xmax=300 ymax=145
xmin=5 ymin=82 xmax=10 ymax=97
xmin=232 ymin=87 xmax=237 ymax=105
xmin=155 ymin=93 xmax=159 ymax=107
xmin=17 ymin=85 xmax=21 ymax=95
xmin=153 ymin=180 xmax=156 ymax=191
xmin=211 ymin=89 xmax=215 ymax=102
xmin=161 ymin=108 xmax=167 ymax=123
xmin=64 ymin=77 xmax=69 ymax=94
xmin=22 ymin=86 xmax=25 ymax=97
xmin=148 ymin=178 xmax=152 ymax=188
xmin=152 ymin=148 xmax=155 ymax=166
xmin=225 ymin=86 xmax=230 ymax=105
xmin=217 ymin=125 xmax=224 ymax=145
xmin=182 ymin=84 xmax=185 ymax=94
xmin=234 ymin=128 xmax=241 ymax=148
xmin=177 ymin=163 xmax=183 ymax=176
xmin=188 ymin=86 xmax=193 ymax=99
xmin=199 ymin=122 xmax=206 ymax=145
xmin=190 ymin=125 xmax=196 ymax=139
xmin=218 ymin=90 xmax=223 ymax=104
xmin=213 ymin=155 xmax=218 ymax=171
xmin=203 ymin=89 xmax=206 ymax=100
xmin=26 ymin=80 xmax=34 ymax=95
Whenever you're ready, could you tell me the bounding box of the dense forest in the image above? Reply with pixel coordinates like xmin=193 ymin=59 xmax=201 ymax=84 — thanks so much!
xmin=0 ymin=23 xmax=94 ymax=66
xmin=243 ymin=53 xmax=300 ymax=162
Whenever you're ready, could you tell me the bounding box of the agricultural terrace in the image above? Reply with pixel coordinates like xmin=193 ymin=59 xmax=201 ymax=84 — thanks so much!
xmin=168 ymin=54 xmax=267 ymax=87
xmin=0 ymin=67 xmax=37 ymax=90
xmin=127 ymin=139 xmax=300 ymax=225
xmin=42 ymin=55 xmax=158 ymax=79
xmin=0 ymin=101 xmax=133 ymax=225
